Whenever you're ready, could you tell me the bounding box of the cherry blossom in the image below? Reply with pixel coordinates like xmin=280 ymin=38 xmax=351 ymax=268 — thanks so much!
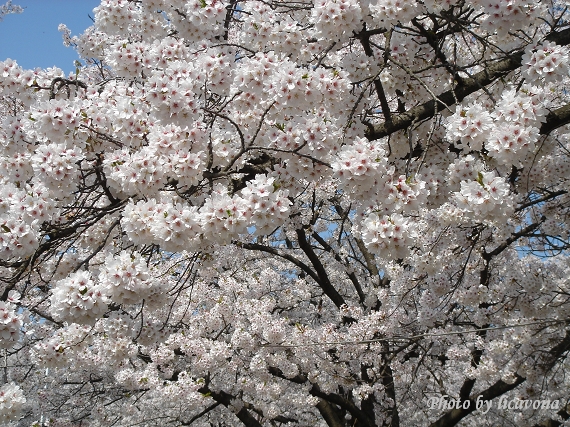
xmin=1 ymin=0 xmax=570 ymax=426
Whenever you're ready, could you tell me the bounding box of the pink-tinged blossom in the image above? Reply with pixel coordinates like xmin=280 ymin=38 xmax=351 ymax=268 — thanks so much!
xmin=522 ymin=41 xmax=570 ymax=84
xmin=0 ymin=383 xmax=25 ymax=424
xmin=0 ymin=299 xmax=22 ymax=349
xmin=49 ymin=271 xmax=108 ymax=325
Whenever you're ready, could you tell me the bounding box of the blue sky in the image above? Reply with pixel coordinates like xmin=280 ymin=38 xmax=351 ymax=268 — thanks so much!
xmin=0 ymin=0 xmax=100 ymax=74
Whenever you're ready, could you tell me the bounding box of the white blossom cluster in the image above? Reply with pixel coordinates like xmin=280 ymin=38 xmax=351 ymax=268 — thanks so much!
xmin=93 ymin=0 xmax=142 ymax=36
xmin=368 ymin=0 xmax=418 ymax=27
xmin=106 ymin=40 xmax=149 ymax=77
xmin=121 ymin=198 xmax=202 ymax=251
xmin=379 ymin=175 xmax=429 ymax=213
xmin=487 ymin=87 xmax=546 ymax=165
xmin=522 ymin=40 xmax=570 ymax=84
xmin=0 ymin=1 xmax=22 ymax=22
xmin=0 ymin=115 xmax=27 ymax=156
xmin=445 ymin=103 xmax=493 ymax=151
xmin=311 ymin=0 xmax=363 ymax=42
xmin=180 ymin=0 xmax=227 ymax=42
xmin=446 ymin=155 xmax=482 ymax=189
xmin=30 ymin=143 xmax=84 ymax=200
xmin=331 ymin=137 xmax=391 ymax=197
xmin=473 ymin=0 xmax=545 ymax=37
xmin=122 ymin=176 xmax=290 ymax=249
xmin=0 ymin=183 xmax=55 ymax=260
xmin=238 ymin=3 xmax=306 ymax=59
xmin=361 ymin=213 xmax=416 ymax=260
xmin=453 ymin=171 xmax=514 ymax=223
xmin=0 ymin=295 xmax=22 ymax=349
xmin=103 ymin=147 xmax=167 ymax=196
xmin=31 ymin=323 xmax=91 ymax=368
xmin=446 ymin=87 xmax=548 ymax=165
xmin=50 ymin=271 xmax=108 ymax=324
xmin=25 ymin=99 xmax=89 ymax=146
xmin=98 ymin=251 xmax=154 ymax=305
xmin=0 ymin=383 xmax=25 ymax=424
xmin=146 ymin=61 xmax=201 ymax=126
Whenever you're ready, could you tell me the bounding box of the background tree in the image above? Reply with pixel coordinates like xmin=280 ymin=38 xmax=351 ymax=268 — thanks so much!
xmin=1 ymin=0 xmax=570 ymax=426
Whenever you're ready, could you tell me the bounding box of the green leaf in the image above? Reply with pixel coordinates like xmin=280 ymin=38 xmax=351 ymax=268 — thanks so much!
xmin=477 ymin=171 xmax=485 ymax=186
xmin=1 ymin=225 xmax=10 ymax=233
xmin=79 ymin=287 xmax=88 ymax=295
xmin=200 ymin=0 xmax=207 ymax=7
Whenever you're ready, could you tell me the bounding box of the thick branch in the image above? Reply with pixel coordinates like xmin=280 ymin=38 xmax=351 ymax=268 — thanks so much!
xmin=316 ymin=400 xmax=345 ymax=427
xmin=310 ymin=384 xmax=376 ymax=427
xmin=200 ymin=388 xmax=262 ymax=427
xmin=296 ymin=228 xmax=346 ymax=308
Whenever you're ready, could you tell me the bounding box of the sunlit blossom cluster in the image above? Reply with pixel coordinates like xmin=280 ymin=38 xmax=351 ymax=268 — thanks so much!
xmin=453 ymin=171 xmax=514 ymax=222
xmin=522 ymin=40 xmax=570 ymax=84
xmin=50 ymin=270 xmax=108 ymax=324
xmin=361 ymin=213 xmax=416 ymax=260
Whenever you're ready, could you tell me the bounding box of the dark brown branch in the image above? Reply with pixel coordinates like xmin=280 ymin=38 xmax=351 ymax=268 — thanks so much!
xmin=296 ymin=228 xmax=346 ymax=309
xmin=180 ymin=402 xmax=222 ymax=425
xmin=198 ymin=388 xmax=263 ymax=427
xmin=482 ymin=217 xmax=545 ymax=262
xmin=311 ymin=232 xmax=366 ymax=304
xmin=316 ymin=400 xmax=345 ymax=427
xmin=540 ymin=103 xmax=570 ymax=135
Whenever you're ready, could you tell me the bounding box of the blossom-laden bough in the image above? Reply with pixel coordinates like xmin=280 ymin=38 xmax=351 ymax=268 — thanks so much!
xmin=2 ymin=0 xmax=570 ymax=426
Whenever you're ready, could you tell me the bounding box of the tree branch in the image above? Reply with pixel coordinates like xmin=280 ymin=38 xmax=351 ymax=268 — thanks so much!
xmin=366 ymin=27 xmax=570 ymax=141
